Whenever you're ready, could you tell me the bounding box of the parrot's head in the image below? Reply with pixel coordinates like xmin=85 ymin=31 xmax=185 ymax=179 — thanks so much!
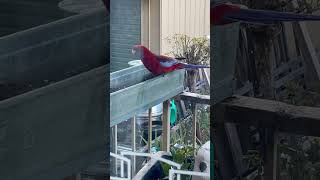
xmin=132 ymin=45 xmax=146 ymax=59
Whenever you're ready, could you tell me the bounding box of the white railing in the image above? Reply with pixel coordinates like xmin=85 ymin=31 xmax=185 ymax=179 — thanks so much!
xmin=110 ymin=177 xmax=129 ymax=180
xmin=169 ymin=169 xmax=210 ymax=180
xmin=111 ymin=151 xmax=210 ymax=180
xmin=110 ymin=152 xmax=131 ymax=180
xmin=119 ymin=151 xmax=182 ymax=180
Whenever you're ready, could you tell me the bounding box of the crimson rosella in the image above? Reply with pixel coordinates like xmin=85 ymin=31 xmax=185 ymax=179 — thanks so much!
xmin=211 ymin=2 xmax=320 ymax=26
xmin=131 ymin=45 xmax=210 ymax=75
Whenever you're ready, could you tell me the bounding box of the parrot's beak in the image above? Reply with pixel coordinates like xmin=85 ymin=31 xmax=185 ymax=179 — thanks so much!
xmin=132 ymin=49 xmax=136 ymax=55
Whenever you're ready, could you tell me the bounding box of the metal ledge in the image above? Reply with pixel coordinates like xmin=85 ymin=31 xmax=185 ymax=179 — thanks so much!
xmin=110 ymin=65 xmax=154 ymax=93
xmin=110 ymin=66 xmax=185 ymax=127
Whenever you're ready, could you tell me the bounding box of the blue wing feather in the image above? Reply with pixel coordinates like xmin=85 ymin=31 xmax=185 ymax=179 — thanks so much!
xmin=156 ymin=55 xmax=180 ymax=67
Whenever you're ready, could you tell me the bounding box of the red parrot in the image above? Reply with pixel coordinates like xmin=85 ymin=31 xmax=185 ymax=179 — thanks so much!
xmin=131 ymin=45 xmax=210 ymax=75
xmin=211 ymin=2 xmax=320 ymax=26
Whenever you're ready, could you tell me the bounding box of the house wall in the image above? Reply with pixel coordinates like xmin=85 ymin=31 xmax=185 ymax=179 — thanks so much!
xmin=160 ymin=0 xmax=210 ymax=54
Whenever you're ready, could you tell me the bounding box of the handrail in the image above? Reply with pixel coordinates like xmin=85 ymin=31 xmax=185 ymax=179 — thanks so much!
xmin=169 ymin=169 xmax=210 ymax=180
xmin=120 ymin=151 xmax=181 ymax=169
xmin=119 ymin=151 xmax=182 ymax=180
xmin=110 ymin=152 xmax=131 ymax=180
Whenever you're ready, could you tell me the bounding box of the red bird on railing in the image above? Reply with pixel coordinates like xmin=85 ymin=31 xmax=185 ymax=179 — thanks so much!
xmin=132 ymin=45 xmax=209 ymax=76
xmin=211 ymin=2 xmax=320 ymax=26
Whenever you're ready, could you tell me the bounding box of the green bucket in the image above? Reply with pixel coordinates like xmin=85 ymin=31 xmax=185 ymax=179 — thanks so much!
xmin=170 ymin=100 xmax=177 ymax=125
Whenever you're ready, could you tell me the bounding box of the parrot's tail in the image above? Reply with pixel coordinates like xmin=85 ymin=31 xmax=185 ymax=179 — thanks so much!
xmin=182 ymin=64 xmax=210 ymax=69
xmin=227 ymin=8 xmax=320 ymax=24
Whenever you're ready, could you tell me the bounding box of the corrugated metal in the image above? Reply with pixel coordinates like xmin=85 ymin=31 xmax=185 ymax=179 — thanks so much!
xmin=110 ymin=0 xmax=141 ymax=72
xmin=161 ymin=0 xmax=210 ymax=54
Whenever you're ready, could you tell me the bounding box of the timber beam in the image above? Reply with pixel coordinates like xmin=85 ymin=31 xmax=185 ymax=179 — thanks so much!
xmin=179 ymin=92 xmax=210 ymax=105
xmin=214 ymin=95 xmax=320 ymax=137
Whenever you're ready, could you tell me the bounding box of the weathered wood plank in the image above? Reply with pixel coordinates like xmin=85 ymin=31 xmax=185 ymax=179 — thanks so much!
xmin=179 ymin=92 xmax=210 ymax=105
xmin=225 ymin=123 xmax=246 ymax=178
xmin=213 ymin=123 xmax=238 ymax=180
xmin=292 ymin=22 xmax=320 ymax=86
xmin=273 ymin=57 xmax=303 ymax=78
xmin=131 ymin=116 xmax=137 ymax=176
xmin=179 ymin=100 xmax=188 ymax=117
xmin=264 ymin=128 xmax=279 ymax=180
xmin=272 ymin=52 xmax=320 ymax=86
xmin=148 ymin=108 xmax=152 ymax=153
xmin=110 ymin=69 xmax=185 ymax=127
xmin=234 ymin=81 xmax=253 ymax=96
xmin=192 ymin=104 xmax=198 ymax=151
xmin=214 ymin=95 xmax=320 ymax=136
xmin=112 ymin=125 xmax=118 ymax=175
xmin=162 ymin=100 xmax=170 ymax=152
xmin=203 ymin=69 xmax=210 ymax=86
xmin=274 ymin=66 xmax=304 ymax=89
